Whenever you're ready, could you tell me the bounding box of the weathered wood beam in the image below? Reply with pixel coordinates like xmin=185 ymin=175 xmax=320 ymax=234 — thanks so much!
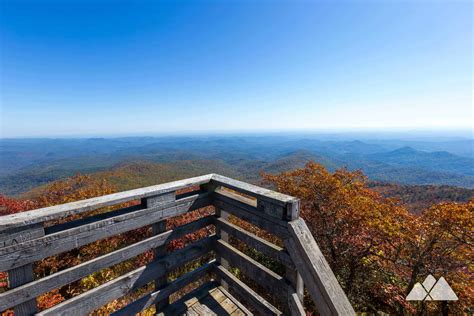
xmin=6 ymin=224 xmax=44 ymax=315
xmin=213 ymin=264 xmax=282 ymax=316
xmin=213 ymin=190 xmax=289 ymax=238
xmin=210 ymin=174 xmax=297 ymax=206
xmin=36 ymin=235 xmax=216 ymax=316
xmin=285 ymin=219 xmax=355 ymax=316
xmin=288 ymin=290 xmax=305 ymax=316
xmin=0 ymin=174 xmax=213 ymax=231
xmin=112 ymin=260 xmax=216 ymax=316
xmin=156 ymin=281 xmax=219 ymax=316
xmin=144 ymin=191 xmax=175 ymax=311
xmin=0 ymin=192 xmax=210 ymax=271
xmin=0 ymin=215 xmax=213 ymax=311
xmin=214 ymin=239 xmax=289 ymax=302
xmin=214 ymin=217 xmax=294 ymax=269
xmin=44 ymin=189 xmax=205 ymax=235
xmin=216 ymin=285 xmax=253 ymax=315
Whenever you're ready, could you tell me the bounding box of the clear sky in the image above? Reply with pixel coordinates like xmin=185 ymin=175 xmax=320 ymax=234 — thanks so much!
xmin=0 ymin=0 xmax=472 ymax=137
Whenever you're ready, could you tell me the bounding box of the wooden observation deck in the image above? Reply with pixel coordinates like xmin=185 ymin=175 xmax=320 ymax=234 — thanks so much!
xmin=0 ymin=174 xmax=355 ymax=315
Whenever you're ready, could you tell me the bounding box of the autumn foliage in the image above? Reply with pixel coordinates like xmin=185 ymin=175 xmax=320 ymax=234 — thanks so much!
xmin=0 ymin=174 xmax=213 ymax=315
xmin=263 ymin=162 xmax=473 ymax=314
xmin=1 ymin=165 xmax=472 ymax=314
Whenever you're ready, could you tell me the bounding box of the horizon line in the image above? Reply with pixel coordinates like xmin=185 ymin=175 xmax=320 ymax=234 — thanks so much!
xmin=1 ymin=127 xmax=473 ymax=140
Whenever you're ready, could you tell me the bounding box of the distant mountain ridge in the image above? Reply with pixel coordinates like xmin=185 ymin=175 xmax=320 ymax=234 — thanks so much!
xmin=1 ymin=136 xmax=473 ymax=195
xmin=366 ymin=146 xmax=474 ymax=176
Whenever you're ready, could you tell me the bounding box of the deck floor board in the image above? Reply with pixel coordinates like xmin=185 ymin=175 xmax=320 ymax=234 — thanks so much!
xmin=159 ymin=281 xmax=253 ymax=316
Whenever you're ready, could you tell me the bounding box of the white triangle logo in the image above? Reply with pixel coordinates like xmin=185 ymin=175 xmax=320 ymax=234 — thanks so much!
xmin=406 ymin=275 xmax=458 ymax=301
xmin=429 ymin=277 xmax=458 ymax=301
xmin=406 ymin=283 xmax=428 ymax=301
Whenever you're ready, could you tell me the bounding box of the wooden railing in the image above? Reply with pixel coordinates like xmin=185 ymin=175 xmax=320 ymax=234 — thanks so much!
xmin=0 ymin=174 xmax=355 ymax=315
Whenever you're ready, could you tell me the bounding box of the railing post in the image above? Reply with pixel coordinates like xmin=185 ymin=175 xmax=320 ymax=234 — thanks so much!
xmin=141 ymin=191 xmax=176 ymax=314
xmin=5 ymin=223 xmax=45 ymax=315
xmin=283 ymin=200 xmax=304 ymax=315
xmin=201 ymin=182 xmax=231 ymax=290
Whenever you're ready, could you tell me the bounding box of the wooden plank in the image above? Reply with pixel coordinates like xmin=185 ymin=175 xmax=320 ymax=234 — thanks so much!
xmin=210 ymin=174 xmax=297 ymax=206
xmin=285 ymin=268 xmax=304 ymax=302
xmin=157 ymin=281 xmax=219 ymax=316
xmin=0 ymin=215 xmax=214 ymax=311
xmin=214 ymin=239 xmax=289 ymax=301
xmin=285 ymin=219 xmax=355 ymax=316
xmin=216 ymin=285 xmax=253 ymax=316
xmin=111 ymin=260 xmax=215 ymax=316
xmin=214 ymin=204 xmax=230 ymax=290
xmin=147 ymin=192 xmax=174 ymax=311
xmin=215 ymin=218 xmax=294 ymax=269
xmin=6 ymin=224 xmax=44 ymax=315
xmin=0 ymin=224 xmax=45 ymax=248
xmin=44 ymin=204 xmax=142 ymax=235
xmin=45 ymin=190 xmax=203 ymax=235
xmin=0 ymin=174 xmax=213 ymax=231
xmin=37 ymin=235 xmax=215 ymax=316
xmin=0 ymin=192 xmax=210 ymax=271
xmin=213 ymin=264 xmax=282 ymax=316
xmin=288 ymin=291 xmax=305 ymax=316
xmin=213 ymin=191 xmax=289 ymax=238
xmin=213 ymin=189 xmax=288 ymax=228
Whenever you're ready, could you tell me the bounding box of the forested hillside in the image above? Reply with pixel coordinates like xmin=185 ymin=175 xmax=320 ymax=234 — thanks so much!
xmin=1 ymin=136 xmax=473 ymax=196
xmin=369 ymin=182 xmax=473 ymax=214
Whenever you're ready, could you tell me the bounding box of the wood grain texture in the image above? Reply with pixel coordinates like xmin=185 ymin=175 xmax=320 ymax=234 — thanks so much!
xmin=6 ymin=224 xmax=44 ymax=316
xmin=210 ymin=174 xmax=297 ymax=206
xmin=214 ymin=239 xmax=289 ymax=302
xmin=215 ymin=207 xmax=230 ymax=291
xmin=0 ymin=216 xmax=213 ymax=311
xmin=112 ymin=260 xmax=215 ymax=316
xmin=156 ymin=281 xmax=219 ymax=316
xmin=213 ymin=190 xmax=289 ymax=238
xmin=0 ymin=192 xmax=210 ymax=271
xmin=213 ymin=264 xmax=282 ymax=316
xmin=286 ymin=219 xmax=355 ymax=316
xmin=214 ymin=217 xmax=294 ymax=269
xmin=0 ymin=174 xmax=213 ymax=231
xmin=288 ymin=291 xmax=305 ymax=316
xmin=216 ymin=285 xmax=253 ymax=316
xmin=37 ymin=235 xmax=215 ymax=316
xmin=144 ymin=191 xmax=176 ymax=313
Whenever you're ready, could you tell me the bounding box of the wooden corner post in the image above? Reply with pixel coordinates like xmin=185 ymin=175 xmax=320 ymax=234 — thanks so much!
xmin=141 ymin=191 xmax=176 ymax=314
xmin=201 ymin=182 xmax=230 ymax=290
xmin=4 ymin=223 xmax=45 ymax=315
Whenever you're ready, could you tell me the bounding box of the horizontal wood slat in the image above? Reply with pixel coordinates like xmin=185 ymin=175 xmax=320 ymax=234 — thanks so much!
xmin=214 ymin=217 xmax=294 ymax=269
xmin=0 ymin=215 xmax=214 ymax=311
xmin=0 ymin=192 xmax=210 ymax=271
xmin=112 ymin=260 xmax=216 ymax=316
xmin=213 ymin=190 xmax=289 ymax=238
xmin=156 ymin=281 xmax=219 ymax=316
xmin=213 ymin=264 xmax=282 ymax=316
xmin=37 ymin=235 xmax=216 ymax=316
xmin=214 ymin=239 xmax=289 ymax=302
xmin=210 ymin=174 xmax=297 ymax=206
xmin=0 ymin=175 xmax=213 ymax=231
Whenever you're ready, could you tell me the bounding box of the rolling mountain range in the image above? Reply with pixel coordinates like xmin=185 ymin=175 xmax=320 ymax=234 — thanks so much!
xmin=1 ymin=135 xmax=473 ymax=196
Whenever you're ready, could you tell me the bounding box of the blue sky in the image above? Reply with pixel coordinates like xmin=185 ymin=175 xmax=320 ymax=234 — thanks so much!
xmin=0 ymin=0 xmax=472 ymax=137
